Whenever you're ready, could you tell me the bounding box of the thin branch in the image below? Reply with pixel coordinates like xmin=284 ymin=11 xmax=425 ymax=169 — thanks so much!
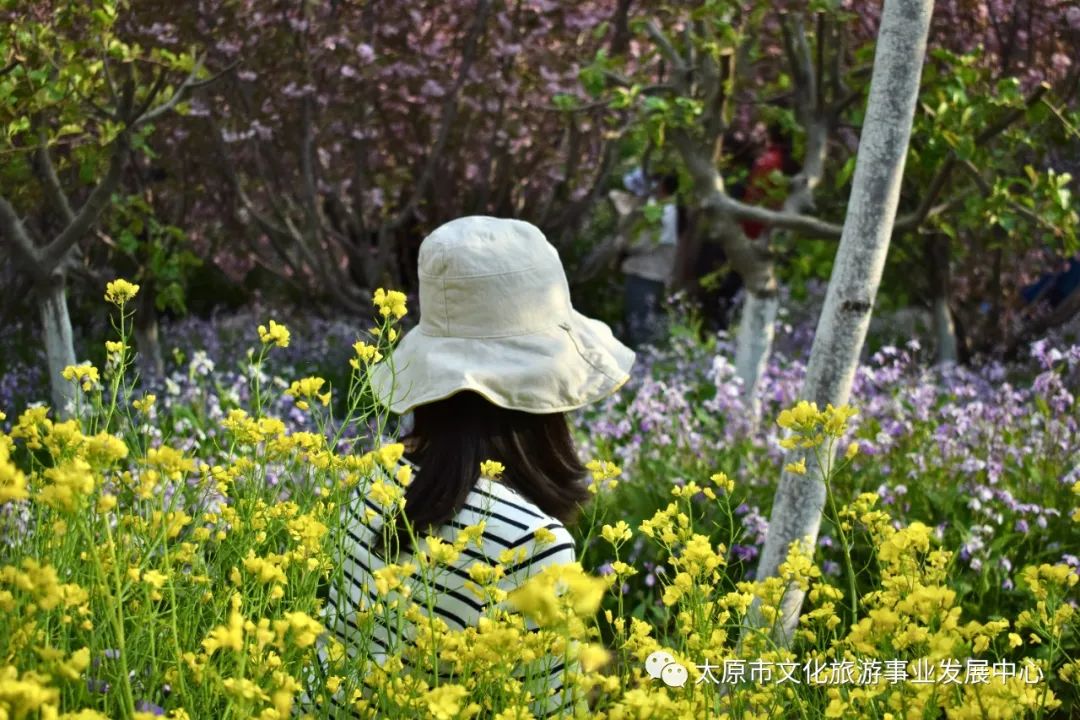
xmin=101 ymin=52 xmax=120 ymax=107
xmin=829 ymin=16 xmax=846 ymax=101
xmin=712 ymin=192 xmax=844 ymax=237
xmin=38 ymin=134 xmax=129 ymax=276
xmin=388 ymin=0 xmax=492 ymax=230
xmin=778 ymin=13 xmax=803 ymax=94
xmin=0 ymin=196 xmax=45 ymax=278
xmin=901 ymin=83 xmax=1049 ymax=230
xmin=814 ymin=12 xmax=826 ymax=112
xmin=958 ymin=159 xmax=1063 ymax=234
xmin=893 ymin=193 xmax=968 ymax=233
xmin=34 ymin=129 xmax=75 ymax=225
xmin=131 ymin=67 xmax=169 ymax=122
xmin=132 ymin=54 xmax=207 ymax=127
xmin=188 ymin=61 xmax=239 ymax=89
xmin=645 ymin=20 xmax=686 ymax=77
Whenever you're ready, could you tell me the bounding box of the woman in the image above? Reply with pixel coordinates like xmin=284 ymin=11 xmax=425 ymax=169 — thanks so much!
xmin=620 ymin=173 xmax=682 ymax=349
xmin=324 ymin=216 xmax=635 ymax=717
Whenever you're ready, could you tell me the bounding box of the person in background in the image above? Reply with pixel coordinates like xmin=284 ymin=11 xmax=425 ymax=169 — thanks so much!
xmin=620 ymin=173 xmax=682 ymax=349
xmin=622 ymin=165 xmax=652 ymax=198
xmin=739 ymin=123 xmax=798 ymax=240
xmin=1021 ymin=254 xmax=1080 ymax=311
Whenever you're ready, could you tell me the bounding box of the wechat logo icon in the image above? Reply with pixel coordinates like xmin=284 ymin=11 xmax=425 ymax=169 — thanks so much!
xmin=645 ymin=650 xmax=688 ymax=688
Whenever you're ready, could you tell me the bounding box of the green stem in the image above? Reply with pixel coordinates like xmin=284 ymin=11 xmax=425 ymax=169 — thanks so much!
xmin=818 ymin=441 xmax=858 ymax=626
xmin=99 ymin=517 xmax=138 ymax=717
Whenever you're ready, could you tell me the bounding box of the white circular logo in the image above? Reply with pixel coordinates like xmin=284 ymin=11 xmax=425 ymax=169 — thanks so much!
xmin=645 ymin=650 xmax=688 ymax=687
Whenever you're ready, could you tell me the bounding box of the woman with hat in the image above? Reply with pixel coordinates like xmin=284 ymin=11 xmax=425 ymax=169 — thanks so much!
xmin=325 ymin=216 xmax=636 ymax=717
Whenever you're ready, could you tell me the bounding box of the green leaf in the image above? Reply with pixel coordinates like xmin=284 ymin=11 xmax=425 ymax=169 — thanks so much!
xmin=835 ymin=156 xmax=856 ymax=190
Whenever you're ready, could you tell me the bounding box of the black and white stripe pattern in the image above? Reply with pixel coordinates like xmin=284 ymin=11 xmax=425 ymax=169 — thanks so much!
xmin=323 ymin=463 xmax=581 ymax=718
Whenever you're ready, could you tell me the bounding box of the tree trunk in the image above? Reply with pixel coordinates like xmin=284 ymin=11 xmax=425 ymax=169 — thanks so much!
xmin=134 ymin=288 xmax=165 ymax=380
xmin=733 ymin=292 xmax=778 ymax=417
xmin=748 ymin=0 xmax=934 ymax=646
xmin=932 ymin=297 xmax=958 ymax=364
xmin=926 ymin=234 xmax=958 ymax=364
xmin=732 ymin=115 xmax=830 ymax=409
xmin=37 ymin=277 xmax=78 ymax=417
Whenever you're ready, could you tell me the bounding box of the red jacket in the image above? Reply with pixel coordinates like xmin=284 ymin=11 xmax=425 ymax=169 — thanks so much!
xmin=740 ymin=145 xmax=785 ymax=239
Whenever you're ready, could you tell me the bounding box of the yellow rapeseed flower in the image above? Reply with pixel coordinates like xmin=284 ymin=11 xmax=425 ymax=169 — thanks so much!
xmin=202 ymin=610 xmax=245 ymax=655
xmin=508 ymin=563 xmax=606 ymax=627
xmin=105 ymin=278 xmax=140 ymax=305
xmin=579 ymin=643 xmax=611 ymax=672
xmin=375 ymin=443 xmax=405 ymax=471
xmin=133 ymin=394 xmax=156 ymax=414
xmin=424 ymin=684 xmax=469 ymax=720
xmin=785 ymin=458 xmax=807 ymax=475
xmin=709 ymin=472 xmax=734 ymax=493
xmin=777 ymin=400 xmax=820 ymax=431
xmin=273 ymin=611 xmax=324 ymax=648
xmin=0 ymin=442 xmax=28 ymax=505
xmin=286 ymin=377 xmax=328 ymax=408
xmin=534 ymin=527 xmax=557 ymax=546
xmin=352 ymin=341 xmax=383 ymax=365
xmin=480 ymin=460 xmax=505 ymax=479
xmin=585 ymin=459 xmax=621 ymax=494
xmin=61 ymin=364 xmax=100 ymax=392
xmin=38 ymin=458 xmax=95 ymax=512
xmin=373 ymin=288 xmax=408 ymax=319
xmin=424 ymin=536 xmax=461 ymax=566
xmin=258 ymin=319 xmax=291 ymax=348
xmin=601 ymin=521 xmax=632 ymax=545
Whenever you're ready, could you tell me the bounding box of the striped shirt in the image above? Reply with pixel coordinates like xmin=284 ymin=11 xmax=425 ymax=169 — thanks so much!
xmin=323 ymin=458 xmax=582 ymax=718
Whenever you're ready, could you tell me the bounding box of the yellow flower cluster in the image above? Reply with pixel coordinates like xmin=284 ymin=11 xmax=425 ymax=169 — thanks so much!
xmin=479 ymin=459 xmax=505 ymax=479
xmin=508 ymin=563 xmax=606 ymax=628
xmin=777 ymin=400 xmax=858 ymax=451
xmin=352 ymin=340 xmax=383 ymax=367
xmin=61 ymin=364 xmax=100 ymax=392
xmin=257 ymin=319 xmax=290 ymax=348
xmin=104 ymin=278 xmax=140 ymax=306
xmin=0 ymin=439 xmax=28 ymax=505
xmin=373 ymin=288 xmax=408 ymax=319
xmin=0 ymin=293 xmax=1072 ymax=720
xmin=585 ymin=458 xmax=621 ymax=494
xmin=285 ymin=376 xmax=330 ymax=410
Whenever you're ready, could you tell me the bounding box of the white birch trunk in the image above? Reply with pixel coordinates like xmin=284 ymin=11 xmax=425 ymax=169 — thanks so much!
xmin=734 ymin=292 xmax=778 ymax=416
xmin=933 ymin=296 xmax=958 ymax=364
xmin=38 ymin=279 xmax=78 ymax=417
xmin=749 ymin=0 xmax=935 ymax=646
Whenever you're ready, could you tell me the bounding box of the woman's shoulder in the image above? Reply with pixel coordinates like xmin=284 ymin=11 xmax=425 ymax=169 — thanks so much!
xmin=461 ymin=478 xmax=574 ymax=548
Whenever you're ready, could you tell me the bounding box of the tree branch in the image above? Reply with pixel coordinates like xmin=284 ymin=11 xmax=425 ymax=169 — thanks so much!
xmin=958 ymin=158 xmax=1063 ymax=235
xmin=0 ymin=196 xmax=45 ymax=279
xmin=780 ymin=12 xmax=822 ymax=138
xmin=34 ymin=129 xmax=75 ymax=226
xmin=814 ymin=12 xmax=826 ymax=112
xmin=131 ymin=67 xmax=169 ymax=122
xmin=388 ymin=0 xmax=492 ymax=230
xmin=645 ymin=20 xmax=686 ymax=77
xmin=132 ymin=54 xmax=207 ymax=127
xmin=38 ymin=135 xmax=129 ymax=276
xmin=901 ymin=83 xmax=1049 ymax=230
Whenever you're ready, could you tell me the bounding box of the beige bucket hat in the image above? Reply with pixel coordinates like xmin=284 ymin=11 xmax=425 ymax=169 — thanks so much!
xmin=370 ymin=216 xmax=636 ymax=415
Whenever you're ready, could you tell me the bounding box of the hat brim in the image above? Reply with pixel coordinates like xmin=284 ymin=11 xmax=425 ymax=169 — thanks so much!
xmin=369 ymin=310 xmax=635 ymax=415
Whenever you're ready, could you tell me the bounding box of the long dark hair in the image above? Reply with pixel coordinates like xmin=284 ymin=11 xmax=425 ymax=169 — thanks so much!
xmin=371 ymin=391 xmax=589 ymax=556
